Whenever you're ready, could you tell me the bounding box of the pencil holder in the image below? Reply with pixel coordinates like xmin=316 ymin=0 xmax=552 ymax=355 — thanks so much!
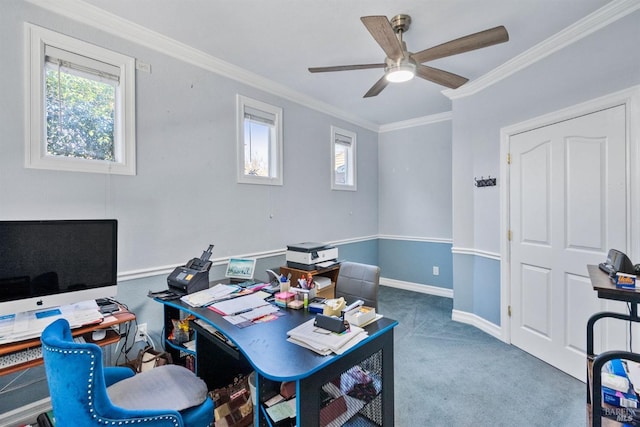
xmin=280 ymin=280 xmax=290 ymax=292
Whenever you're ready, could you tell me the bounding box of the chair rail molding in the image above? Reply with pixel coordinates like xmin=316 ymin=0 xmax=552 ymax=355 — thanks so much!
xmin=451 ymin=247 xmax=501 ymax=261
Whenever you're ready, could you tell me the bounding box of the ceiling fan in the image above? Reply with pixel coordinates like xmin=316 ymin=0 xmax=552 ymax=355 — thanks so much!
xmin=308 ymin=14 xmax=509 ymax=97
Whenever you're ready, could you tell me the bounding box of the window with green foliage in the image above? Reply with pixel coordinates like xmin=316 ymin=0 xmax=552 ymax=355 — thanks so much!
xmin=26 ymin=24 xmax=136 ymax=175
xmin=45 ymin=53 xmax=117 ymax=161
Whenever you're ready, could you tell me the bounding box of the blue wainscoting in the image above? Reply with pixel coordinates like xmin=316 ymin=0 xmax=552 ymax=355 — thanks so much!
xmin=378 ymin=238 xmax=453 ymax=290
xmin=472 ymin=256 xmax=501 ymax=326
xmin=453 ymin=252 xmax=501 ymax=329
xmin=335 ymin=239 xmax=379 ymax=265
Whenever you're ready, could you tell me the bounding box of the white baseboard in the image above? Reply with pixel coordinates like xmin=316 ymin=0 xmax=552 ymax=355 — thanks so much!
xmin=380 ymin=279 xmax=504 ymax=341
xmin=0 ymin=397 xmax=50 ymax=427
xmin=451 ymin=309 xmax=504 ymax=341
xmin=380 ymin=277 xmax=454 ymax=298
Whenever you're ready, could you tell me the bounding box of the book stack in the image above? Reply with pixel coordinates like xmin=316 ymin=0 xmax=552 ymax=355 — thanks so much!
xmin=274 ymin=291 xmax=295 ymax=308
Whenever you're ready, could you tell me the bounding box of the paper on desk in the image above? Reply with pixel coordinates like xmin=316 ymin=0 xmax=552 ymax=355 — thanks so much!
xmin=238 ymin=304 xmax=279 ymax=321
xmin=286 ymin=319 xmax=367 ymax=355
xmin=0 ymin=300 xmax=103 ymax=344
xmin=180 ymin=284 xmax=239 ymax=307
xmin=288 ymin=332 xmax=368 ymax=356
xmin=209 ymin=294 xmax=271 ymax=316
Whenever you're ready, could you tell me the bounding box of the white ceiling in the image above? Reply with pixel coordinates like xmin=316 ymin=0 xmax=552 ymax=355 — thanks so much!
xmin=81 ymin=0 xmax=613 ymax=126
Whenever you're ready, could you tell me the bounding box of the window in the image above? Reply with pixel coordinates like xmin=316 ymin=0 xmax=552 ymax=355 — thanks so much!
xmin=25 ymin=24 xmax=136 ymax=175
xmin=237 ymin=95 xmax=283 ymax=185
xmin=331 ymin=126 xmax=356 ymax=191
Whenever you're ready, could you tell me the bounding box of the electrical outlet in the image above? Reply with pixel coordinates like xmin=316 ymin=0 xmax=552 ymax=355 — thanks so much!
xmin=433 ymin=266 xmax=440 ymax=276
xmin=136 ymin=60 xmax=151 ymax=73
xmin=135 ymin=323 xmax=147 ymax=342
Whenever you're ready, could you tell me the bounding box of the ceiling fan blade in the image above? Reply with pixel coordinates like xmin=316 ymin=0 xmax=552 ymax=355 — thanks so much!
xmin=411 ymin=26 xmax=509 ymax=64
xmin=416 ymin=64 xmax=469 ymax=89
xmin=308 ymin=63 xmax=385 ymax=73
xmin=363 ymin=75 xmax=390 ymax=98
xmin=361 ymin=16 xmax=404 ymax=60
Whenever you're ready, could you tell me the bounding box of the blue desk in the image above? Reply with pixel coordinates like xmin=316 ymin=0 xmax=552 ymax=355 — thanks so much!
xmin=155 ymin=297 xmax=398 ymax=426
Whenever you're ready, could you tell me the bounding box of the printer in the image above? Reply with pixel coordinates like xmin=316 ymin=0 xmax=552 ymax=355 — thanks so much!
xmin=168 ymin=245 xmax=214 ymax=294
xmin=286 ymin=242 xmax=338 ymax=270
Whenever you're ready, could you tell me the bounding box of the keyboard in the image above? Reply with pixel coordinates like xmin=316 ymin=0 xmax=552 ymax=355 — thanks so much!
xmin=0 ymin=346 xmax=42 ymax=369
xmin=0 ymin=336 xmax=86 ymax=370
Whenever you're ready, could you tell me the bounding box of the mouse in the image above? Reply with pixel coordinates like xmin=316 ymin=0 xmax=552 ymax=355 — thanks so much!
xmin=91 ymin=329 xmax=107 ymax=341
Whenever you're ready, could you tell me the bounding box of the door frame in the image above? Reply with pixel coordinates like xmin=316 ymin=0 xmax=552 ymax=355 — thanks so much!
xmin=499 ymin=85 xmax=640 ymax=343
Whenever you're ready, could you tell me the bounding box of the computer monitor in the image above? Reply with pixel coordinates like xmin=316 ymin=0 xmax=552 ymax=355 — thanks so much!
xmin=225 ymin=258 xmax=256 ymax=282
xmin=0 ymin=219 xmax=118 ymax=316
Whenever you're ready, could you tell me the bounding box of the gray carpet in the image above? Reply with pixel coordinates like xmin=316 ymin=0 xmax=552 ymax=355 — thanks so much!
xmin=378 ymin=286 xmax=585 ymax=427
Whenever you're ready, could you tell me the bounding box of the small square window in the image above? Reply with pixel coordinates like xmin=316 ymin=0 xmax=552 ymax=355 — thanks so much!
xmin=237 ymin=95 xmax=283 ymax=185
xmin=25 ymin=24 xmax=136 ymax=175
xmin=331 ymin=126 xmax=356 ymax=191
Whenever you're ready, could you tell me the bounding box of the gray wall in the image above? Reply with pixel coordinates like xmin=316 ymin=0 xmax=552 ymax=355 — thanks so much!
xmin=0 ymin=1 xmax=379 ymax=273
xmin=451 ymin=10 xmax=640 ymax=318
xmin=378 ymin=120 xmax=452 ymax=239
xmin=377 ymin=120 xmax=454 ymax=292
xmin=2 ymin=0 xmax=638 ymax=419
xmin=0 ymin=1 xmax=379 ymax=416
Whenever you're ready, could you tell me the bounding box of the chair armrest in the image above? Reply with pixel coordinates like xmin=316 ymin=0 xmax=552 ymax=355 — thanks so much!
xmin=104 ymin=366 xmax=135 ymax=386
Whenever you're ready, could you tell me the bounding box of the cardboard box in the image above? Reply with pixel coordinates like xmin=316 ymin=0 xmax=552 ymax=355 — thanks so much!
xmin=602 ymin=386 xmax=638 ymax=408
xmin=616 ymin=272 xmax=637 ymax=289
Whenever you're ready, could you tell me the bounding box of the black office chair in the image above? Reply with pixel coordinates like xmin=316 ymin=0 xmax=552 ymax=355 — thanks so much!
xmin=335 ymin=261 xmax=380 ymax=310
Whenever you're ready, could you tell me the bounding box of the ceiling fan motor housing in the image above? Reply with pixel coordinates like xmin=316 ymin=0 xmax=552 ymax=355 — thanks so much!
xmin=390 ymin=14 xmax=411 ymax=34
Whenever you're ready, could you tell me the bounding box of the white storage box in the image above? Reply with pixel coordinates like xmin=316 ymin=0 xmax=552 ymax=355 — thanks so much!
xmin=313 ymin=276 xmax=332 ymax=289
xmin=344 ymin=306 xmax=376 ymax=327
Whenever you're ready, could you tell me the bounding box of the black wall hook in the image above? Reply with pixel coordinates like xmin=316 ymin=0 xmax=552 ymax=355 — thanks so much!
xmin=474 ymin=176 xmax=497 ymax=188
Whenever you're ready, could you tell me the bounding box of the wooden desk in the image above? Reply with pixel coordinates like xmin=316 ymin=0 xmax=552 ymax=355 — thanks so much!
xmin=155 ymin=296 xmax=397 ymax=426
xmin=586 ymin=265 xmax=640 ymax=427
xmin=279 ymin=264 xmax=340 ymax=299
xmin=0 ymin=308 xmax=135 ymax=375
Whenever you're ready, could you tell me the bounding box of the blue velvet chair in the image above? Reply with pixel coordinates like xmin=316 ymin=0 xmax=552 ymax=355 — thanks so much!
xmin=41 ymin=318 xmax=214 ymax=427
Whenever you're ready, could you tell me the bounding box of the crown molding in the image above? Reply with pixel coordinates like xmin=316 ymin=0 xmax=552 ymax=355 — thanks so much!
xmin=378 ymin=111 xmax=452 ymax=133
xmin=24 ymin=0 xmax=380 ymax=132
xmin=443 ymin=0 xmax=640 ymax=100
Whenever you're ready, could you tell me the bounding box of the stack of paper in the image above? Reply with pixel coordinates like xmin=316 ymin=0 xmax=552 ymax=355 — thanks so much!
xmin=287 ymin=319 xmax=368 ymax=356
xmin=0 ymin=300 xmax=103 ymax=344
xmin=180 ymin=284 xmax=239 ymax=307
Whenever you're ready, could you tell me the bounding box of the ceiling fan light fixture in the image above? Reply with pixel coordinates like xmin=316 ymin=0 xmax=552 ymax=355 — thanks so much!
xmin=385 ymin=60 xmax=416 ymax=83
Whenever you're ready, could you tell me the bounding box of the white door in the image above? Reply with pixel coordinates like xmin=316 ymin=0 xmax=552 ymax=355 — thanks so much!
xmin=509 ymin=105 xmax=627 ymax=380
